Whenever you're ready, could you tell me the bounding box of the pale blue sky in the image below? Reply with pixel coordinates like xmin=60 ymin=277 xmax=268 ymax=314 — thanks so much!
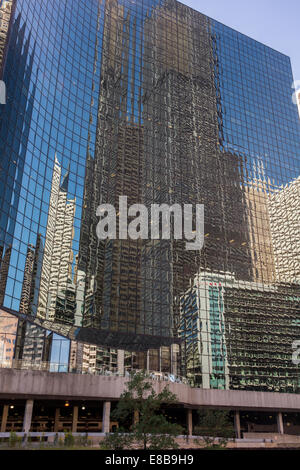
xmin=180 ymin=0 xmax=300 ymax=83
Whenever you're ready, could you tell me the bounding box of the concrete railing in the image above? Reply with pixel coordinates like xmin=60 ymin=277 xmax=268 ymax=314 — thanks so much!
xmin=0 ymin=359 xmax=190 ymax=385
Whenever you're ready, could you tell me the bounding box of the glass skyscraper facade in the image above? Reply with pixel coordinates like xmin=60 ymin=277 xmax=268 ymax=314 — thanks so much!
xmin=0 ymin=0 xmax=299 ymax=392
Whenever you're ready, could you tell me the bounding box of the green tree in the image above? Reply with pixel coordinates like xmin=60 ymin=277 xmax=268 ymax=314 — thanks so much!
xmin=8 ymin=431 xmax=18 ymax=448
xmin=104 ymin=371 xmax=182 ymax=450
xmin=195 ymin=409 xmax=234 ymax=449
xmin=64 ymin=431 xmax=75 ymax=447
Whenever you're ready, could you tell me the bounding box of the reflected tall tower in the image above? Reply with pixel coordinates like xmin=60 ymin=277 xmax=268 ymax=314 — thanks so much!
xmin=245 ymin=160 xmax=276 ymax=283
xmin=79 ymin=0 xmax=146 ymax=338
xmin=37 ymin=157 xmax=76 ymax=323
xmin=142 ymin=2 xmax=252 ymax=349
xmin=0 ymin=0 xmax=13 ymax=75
xmin=0 ymin=12 xmax=36 ymax=305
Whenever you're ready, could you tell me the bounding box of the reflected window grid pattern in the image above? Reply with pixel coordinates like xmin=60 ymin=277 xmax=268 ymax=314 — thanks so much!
xmin=0 ymin=0 xmax=299 ymax=392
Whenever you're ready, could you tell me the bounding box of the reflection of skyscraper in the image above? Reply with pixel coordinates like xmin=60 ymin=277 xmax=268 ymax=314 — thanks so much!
xmin=180 ymin=268 xmax=300 ymax=392
xmin=142 ymin=3 xmax=252 ymax=345
xmin=79 ymin=1 xmax=146 ymax=339
xmin=180 ymin=271 xmax=230 ymax=389
xmin=245 ymin=161 xmax=276 ymax=283
xmin=0 ymin=309 xmax=17 ymax=366
xmin=69 ymin=339 xmax=118 ymax=374
xmin=14 ymin=233 xmax=46 ymax=364
xmin=19 ymin=234 xmax=42 ymax=316
xmin=0 ymin=244 xmax=11 ymax=305
xmin=0 ymin=12 xmax=36 ymax=304
xmin=91 ymin=123 xmax=144 ymax=334
xmin=37 ymin=157 xmax=76 ymax=323
xmin=268 ymin=177 xmax=300 ymax=284
xmin=223 ymin=278 xmax=299 ymax=393
xmin=0 ymin=0 xmax=13 ymax=75
xmin=19 ymin=244 xmax=35 ymax=314
xmin=15 ymin=321 xmax=48 ymax=364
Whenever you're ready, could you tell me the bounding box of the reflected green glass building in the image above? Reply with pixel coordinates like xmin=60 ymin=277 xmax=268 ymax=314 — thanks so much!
xmin=0 ymin=0 xmax=299 ymax=392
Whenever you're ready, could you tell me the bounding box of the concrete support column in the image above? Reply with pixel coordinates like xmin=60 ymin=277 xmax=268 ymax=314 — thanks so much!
xmin=1 ymin=404 xmax=9 ymax=432
xmin=102 ymin=401 xmax=111 ymax=434
xmin=277 ymin=412 xmax=284 ymax=435
xmin=234 ymin=410 xmax=241 ymax=439
xmin=22 ymin=399 xmax=34 ymax=433
xmin=72 ymin=406 xmax=78 ymax=433
xmin=187 ymin=409 xmax=193 ymax=436
xmin=54 ymin=408 xmax=60 ymax=432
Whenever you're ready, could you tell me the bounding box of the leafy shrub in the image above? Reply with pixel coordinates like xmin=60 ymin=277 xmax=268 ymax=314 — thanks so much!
xmin=8 ymin=431 xmax=18 ymax=448
xmin=100 ymin=430 xmax=134 ymax=450
xmin=64 ymin=432 xmax=75 ymax=447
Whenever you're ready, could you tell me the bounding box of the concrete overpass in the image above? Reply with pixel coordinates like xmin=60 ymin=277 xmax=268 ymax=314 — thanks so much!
xmin=1 ymin=368 xmax=300 ymax=436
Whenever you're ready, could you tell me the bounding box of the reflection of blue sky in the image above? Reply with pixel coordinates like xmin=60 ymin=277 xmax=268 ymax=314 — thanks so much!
xmin=1 ymin=0 xmax=102 ymax=310
xmin=211 ymin=20 xmax=300 ymax=187
xmin=2 ymin=0 xmax=163 ymax=310
xmin=2 ymin=0 xmax=162 ymax=351
xmin=182 ymin=0 xmax=300 ymax=86
xmin=49 ymin=333 xmax=70 ymax=372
